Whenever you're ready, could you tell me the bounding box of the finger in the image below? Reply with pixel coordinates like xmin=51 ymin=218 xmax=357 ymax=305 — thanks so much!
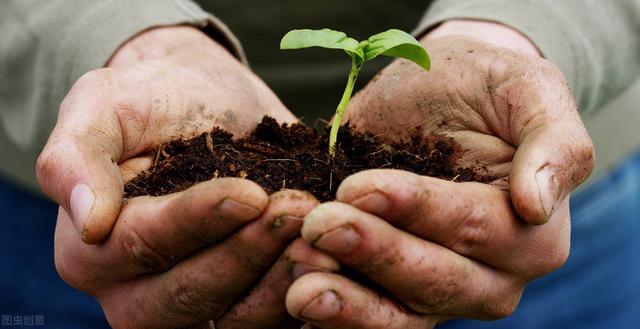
xmin=510 ymin=123 xmax=593 ymax=224
xmin=490 ymin=56 xmax=595 ymax=224
xmin=444 ymin=130 xmax=515 ymax=179
xmin=36 ymin=70 xmax=130 ymax=243
xmin=217 ymin=239 xmax=339 ymax=329
xmin=54 ymin=178 xmax=269 ymax=291
xmin=101 ymin=190 xmax=319 ymax=328
xmin=301 ymin=202 xmax=523 ymax=319
xmin=108 ymin=178 xmax=270 ymax=277
xmin=119 ymin=156 xmax=153 ymax=183
xmin=286 ymin=272 xmax=436 ymax=329
xmin=336 ymin=169 xmax=570 ymax=275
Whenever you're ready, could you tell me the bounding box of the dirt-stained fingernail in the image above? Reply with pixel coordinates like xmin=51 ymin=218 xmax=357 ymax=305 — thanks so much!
xmin=535 ymin=165 xmax=560 ymax=221
xmin=217 ymin=199 xmax=261 ymax=221
xmin=314 ymin=225 xmax=361 ymax=254
xmin=70 ymin=184 xmax=95 ymax=235
xmin=270 ymin=215 xmax=303 ymax=240
xmin=299 ymin=291 xmax=341 ymax=321
xmin=350 ymin=191 xmax=390 ymax=214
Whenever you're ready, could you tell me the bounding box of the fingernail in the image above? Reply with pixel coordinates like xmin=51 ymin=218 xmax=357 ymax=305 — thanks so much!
xmin=350 ymin=191 xmax=390 ymax=214
xmin=270 ymin=215 xmax=303 ymax=240
xmin=314 ymin=225 xmax=361 ymax=254
xmin=292 ymin=263 xmax=328 ymax=279
xmin=535 ymin=166 xmax=560 ymax=219
xmin=299 ymin=291 xmax=341 ymax=321
xmin=70 ymin=184 xmax=95 ymax=234
xmin=218 ymin=199 xmax=261 ymax=221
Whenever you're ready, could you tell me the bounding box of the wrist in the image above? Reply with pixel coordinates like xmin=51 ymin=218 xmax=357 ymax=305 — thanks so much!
xmin=107 ymin=25 xmax=234 ymax=67
xmin=422 ymin=20 xmax=541 ymax=57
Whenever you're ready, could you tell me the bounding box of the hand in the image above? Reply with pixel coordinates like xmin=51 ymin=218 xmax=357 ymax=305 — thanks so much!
xmin=37 ymin=26 xmax=296 ymax=243
xmin=56 ymin=184 xmax=326 ymax=328
xmin=37 ymin=26 xmax=322 ymax=328
xmin=284 ymin=21 xmax=595 ymax=328
xmin=214 ymin=237 xmax=340 ymax=329
xmin=346 ymin=21 xmax=594 ymax=224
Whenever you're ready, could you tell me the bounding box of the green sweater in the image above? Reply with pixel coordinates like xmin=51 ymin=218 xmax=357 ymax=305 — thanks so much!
xmin=1 ymin=0 xmax=639 ymax=192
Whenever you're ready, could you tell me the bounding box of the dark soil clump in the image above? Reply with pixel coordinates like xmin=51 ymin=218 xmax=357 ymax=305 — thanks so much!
xmin=124 ymin=116 xmax=481 ymax=201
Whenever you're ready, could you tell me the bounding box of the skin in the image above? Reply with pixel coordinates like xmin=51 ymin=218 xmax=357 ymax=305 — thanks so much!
xmin=37 ymin=26 xmax=335 ymax=328
xmin=37 ymin=20 xmax=595 ymax=328
xmin=283 ymin=21 xmax=595 ymax=328
xmin=37 ymin=26 xmax=297 ymax=243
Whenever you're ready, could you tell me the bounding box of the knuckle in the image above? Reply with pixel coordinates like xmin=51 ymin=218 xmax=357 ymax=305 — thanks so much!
xmin=61 ymin=70 xmax=111 ymax=116
xmin=530 ymin=217 xmax=570 ymax=277
xmin=404 ymin=262 xmax=468 ymax=313
xmin=524 ymin=57 xmax=565 ymax=85
xmin=484 ymin=299 xmax=519 ymax=320
xmin=571 ymin=140 xmax=596 ymax=185
xmin=397 ymin=177 xmax=451 ymax=228
xmin=35 ymin=141 xmax=69 ymax=198
xmin=122 ymin=227 xmax=172 ymax=272
xmin=447 ymin=205 xmax=492 ymax=254
xmin=61 ymin=69 xmax=117 ymax=116
xmin=482 ymin=286 xmax=523 ymax=320
xmin=583 ymin=144 xmax=596 ymax=169
xmin=53 ymin=231 xmax=101 ymax=293
xmin=168 ymin=274 xmax=226 ymax=319
xmin=405 ymin=283 xmax=460 ymax=314
xmin=35 ymin=148 xmax=55 ymax=187
xmin=53 ymin=248 xmax=80 ymax=289
xmin=171 ymin=282 xmax=204 ymax=316
xmin=543 ymin=239 xmax=570 ymax=274
xmin=73 ymin=69 xmax=111 ymax=91
xmin=356 ymin=240 xmax=402 ymax=275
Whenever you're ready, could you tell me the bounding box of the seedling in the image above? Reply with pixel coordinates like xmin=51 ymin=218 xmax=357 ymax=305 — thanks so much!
xmin=280 ymin=28 xmax=430 ymax=158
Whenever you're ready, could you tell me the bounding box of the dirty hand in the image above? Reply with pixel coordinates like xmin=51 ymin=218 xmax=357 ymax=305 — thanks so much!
xmin=36 ymin=26 xmax=321 ymax=328
xmin=285 ymin=21 xmax=595 ymax=328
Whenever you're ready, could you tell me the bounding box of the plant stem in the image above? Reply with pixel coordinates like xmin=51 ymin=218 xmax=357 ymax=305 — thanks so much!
xmin=329 ymin=59 xmax=361 ymax=158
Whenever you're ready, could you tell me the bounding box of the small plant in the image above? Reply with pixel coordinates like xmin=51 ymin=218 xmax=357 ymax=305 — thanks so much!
xmin=280 ymin=28 xmax=430 ymax=158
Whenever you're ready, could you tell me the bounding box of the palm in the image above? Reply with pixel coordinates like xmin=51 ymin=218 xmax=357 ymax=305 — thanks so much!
xmin=345 ymin=36 xmax=580 ymax=189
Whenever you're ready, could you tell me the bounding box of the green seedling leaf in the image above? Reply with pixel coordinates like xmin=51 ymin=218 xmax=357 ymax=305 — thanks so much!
xmin=363 ymin=29 xmax=430 ymax=70
xmin=280 ymin=27 xmax=430 ymax=160
xmin=280 ymin=28 xmax=364 ymax=63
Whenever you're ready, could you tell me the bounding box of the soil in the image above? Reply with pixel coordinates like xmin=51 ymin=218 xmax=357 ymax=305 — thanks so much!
xmin=124 ymin=116 xmax=482 ymax=201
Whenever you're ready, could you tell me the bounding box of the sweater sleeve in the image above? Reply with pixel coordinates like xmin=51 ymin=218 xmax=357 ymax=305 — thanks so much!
xmin=417 ymin=0 xmax=640 ymax=116
xmin=0 ymin=0 xmax=244 ymax=191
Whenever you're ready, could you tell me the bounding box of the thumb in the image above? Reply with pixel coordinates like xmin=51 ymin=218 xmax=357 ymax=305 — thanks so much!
xmin=37 ymin=72 xmax=125 ymax=244
xmin=509 ymin=97 xmax=595 ymax=225
xmin=487 ymin=53 xmax=596 ymax=225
